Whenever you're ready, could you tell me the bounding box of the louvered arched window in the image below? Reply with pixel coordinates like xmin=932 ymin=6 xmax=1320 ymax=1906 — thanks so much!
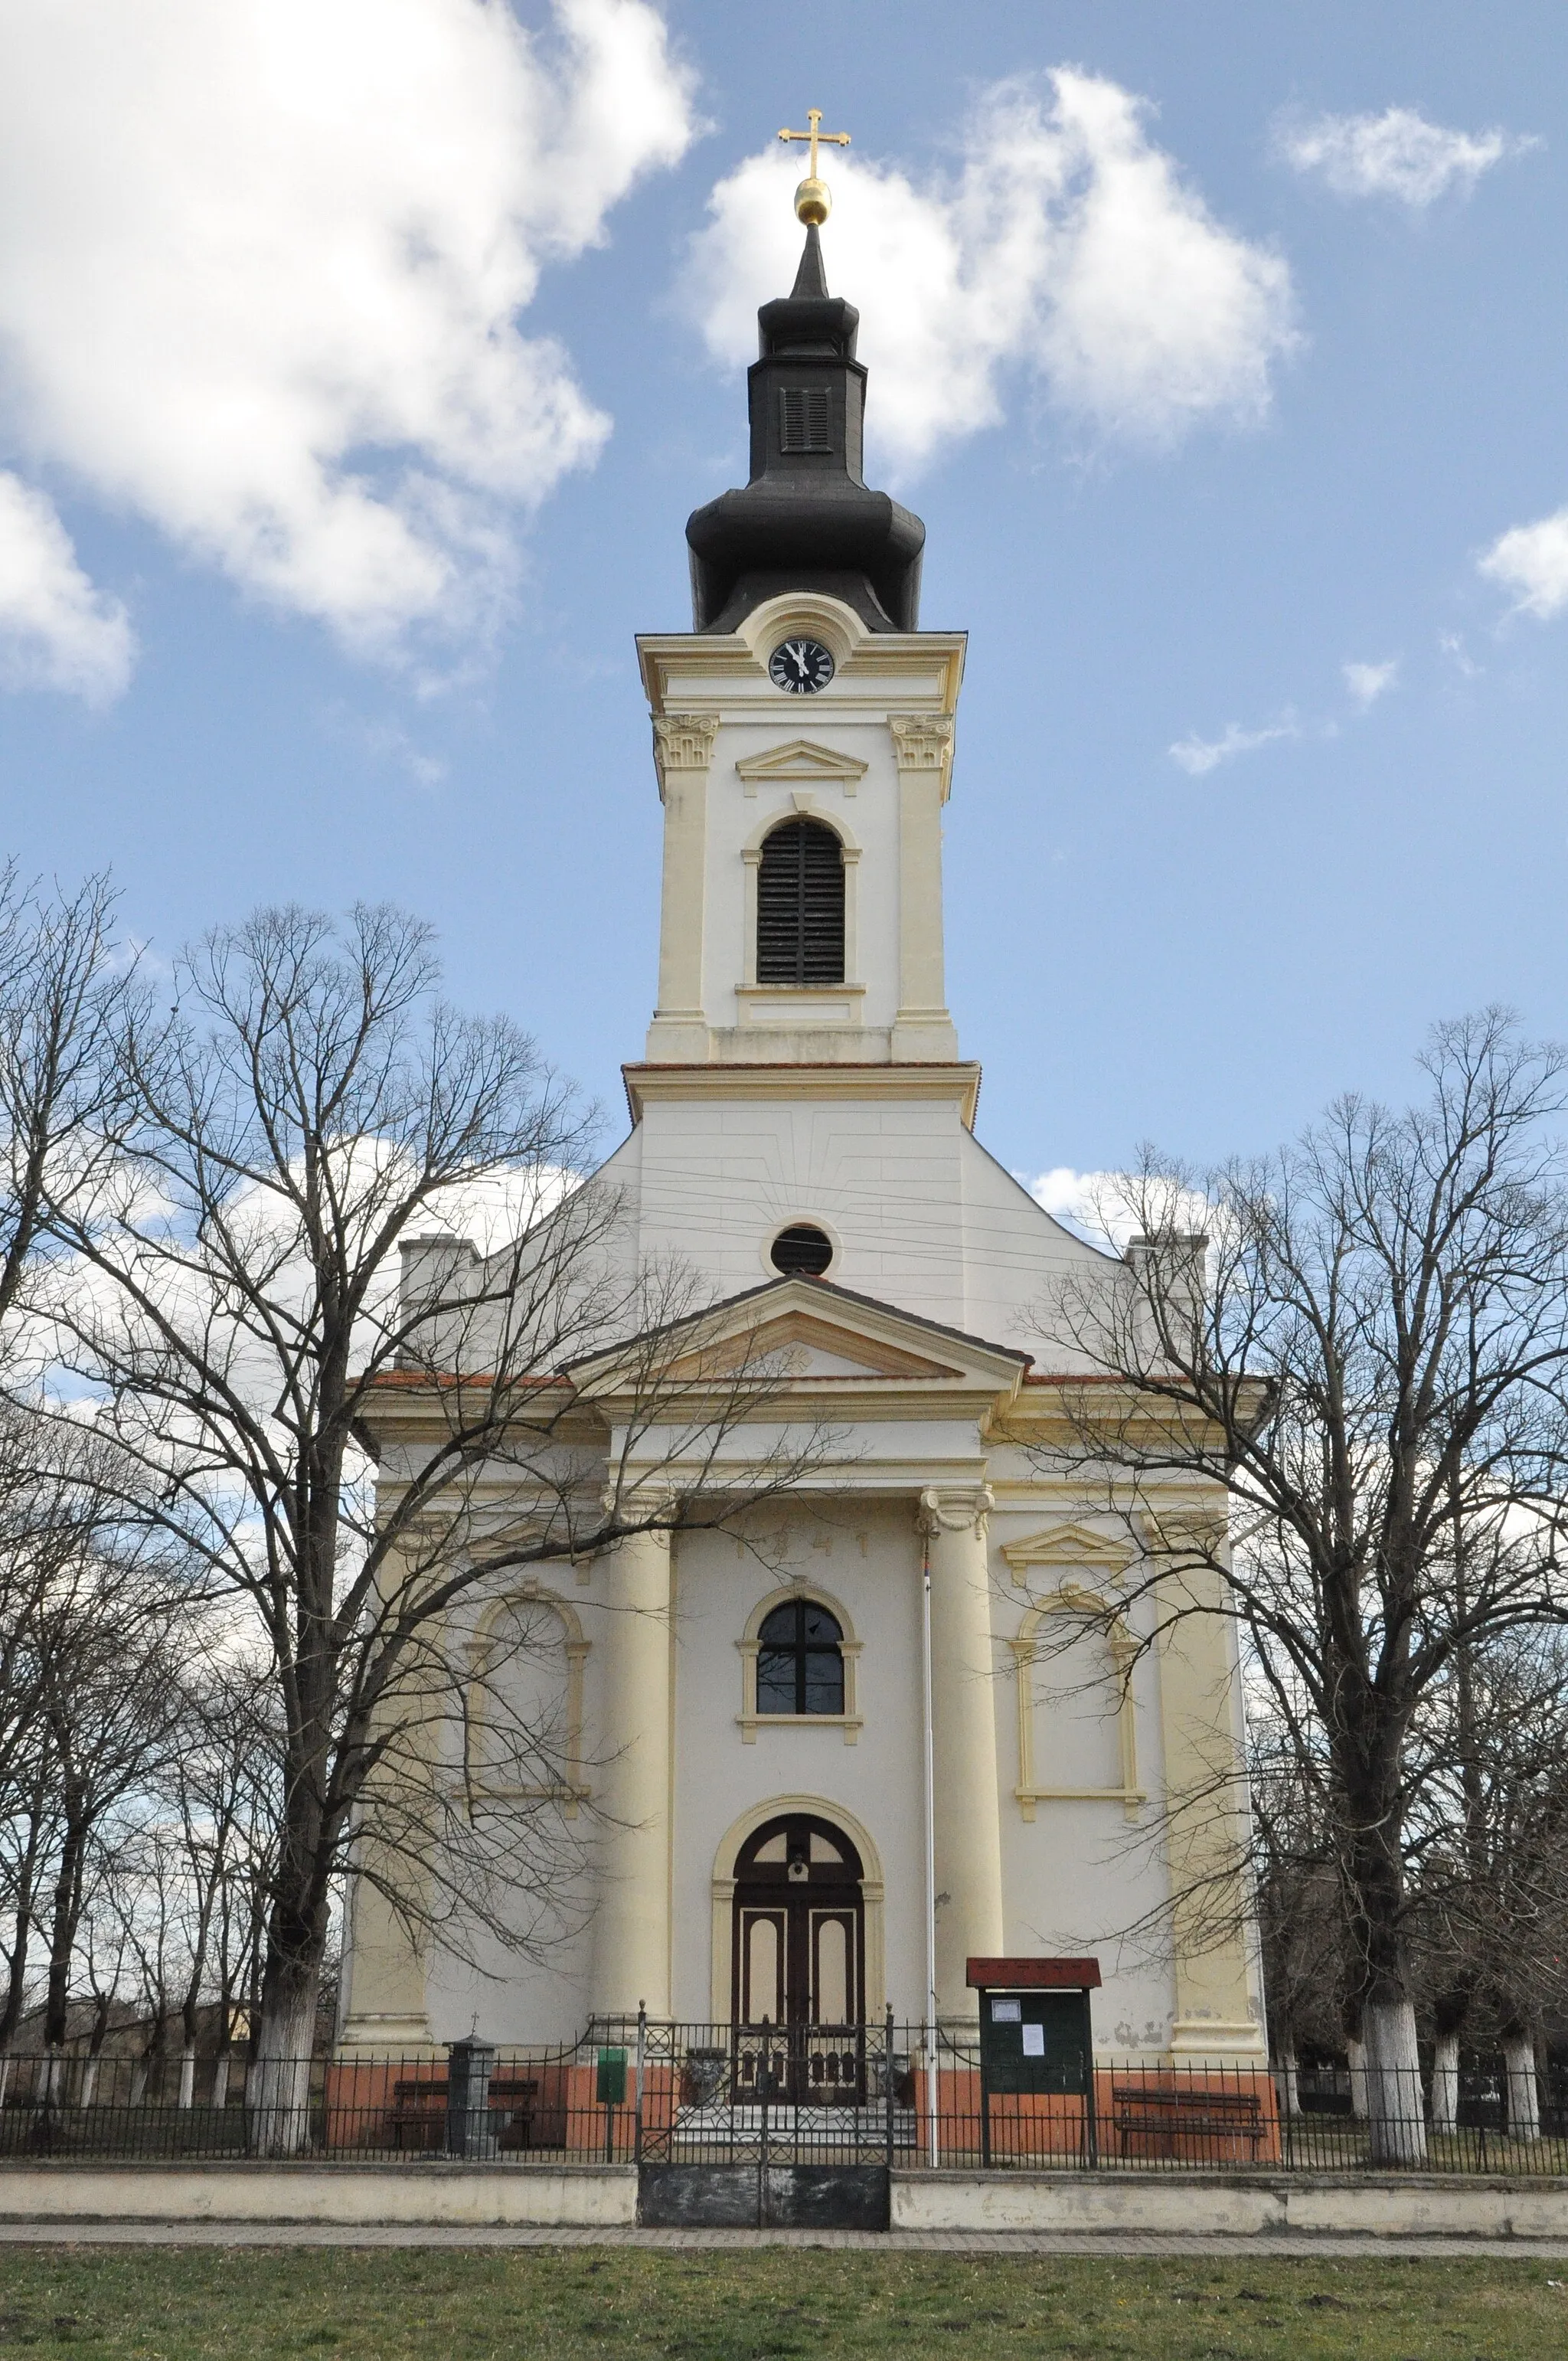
xmin=756 ymin=818 xmax=844 ymax=985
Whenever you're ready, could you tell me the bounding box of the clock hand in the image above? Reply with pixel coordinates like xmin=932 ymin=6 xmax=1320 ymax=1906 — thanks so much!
xmin=789 ymin=643 xmax=809 ymax=679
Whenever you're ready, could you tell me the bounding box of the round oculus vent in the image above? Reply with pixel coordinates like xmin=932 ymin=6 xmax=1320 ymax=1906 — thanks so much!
xmin=769 ymin=1223 xmax=834 ymax=1277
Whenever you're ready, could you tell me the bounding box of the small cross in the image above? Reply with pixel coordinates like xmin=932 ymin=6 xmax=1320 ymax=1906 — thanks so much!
xmin=778 ymin=108 xmax=851 ymax=182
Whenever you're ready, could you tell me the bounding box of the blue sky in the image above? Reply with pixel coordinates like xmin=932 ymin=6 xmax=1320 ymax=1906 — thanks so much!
xmin=2 ymin=1 xmax=1566 ymax=1196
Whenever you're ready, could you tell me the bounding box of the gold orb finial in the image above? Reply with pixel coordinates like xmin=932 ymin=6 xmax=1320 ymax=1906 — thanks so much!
xmin=778 ymin=108 xmax=849 ymax=230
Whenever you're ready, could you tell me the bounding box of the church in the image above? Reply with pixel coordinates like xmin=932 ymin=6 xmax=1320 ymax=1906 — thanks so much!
xmin=339 ymin=137 xmax=1265 ymax=2076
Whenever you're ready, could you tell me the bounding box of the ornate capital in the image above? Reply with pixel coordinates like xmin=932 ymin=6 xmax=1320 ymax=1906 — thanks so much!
xmin=916 ymin=1483 xmax=994 ymax=1539
xmin=887 ymin=712 xmax=954 ymax=772
xmin=652 ymin=712 xmax=720 ymax=790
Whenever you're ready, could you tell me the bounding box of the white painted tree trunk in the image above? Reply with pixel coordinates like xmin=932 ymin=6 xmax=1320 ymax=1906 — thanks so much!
xmin=80 ymin=2055 xmax=100 ymax=2109
xmin=1504 ymin=2035 xmax=1540 ymax=2140
xmin=40 ymin=2049 xmax=64 ymax=2108
xmin=1364 ymin=1997 xmax=1428 ymax=2165
xmin=178 ymin=2044 xmax=196 ymax=2110
xmin=1347 ymin=2038 xmax=1368 ymax=2119
xmin=1431 ymin=2032 xmax=1460 ymax=2134
xmin=129 ymin=2062 xmax=149 ymax=2108
xmin=1276 ymin=2048 xmax=1300 ymax=2117
xmin=211 ymin=2052 xmax=230 ymax=2112
xmin=247 ymin=1987 xmax=317 ymax=2157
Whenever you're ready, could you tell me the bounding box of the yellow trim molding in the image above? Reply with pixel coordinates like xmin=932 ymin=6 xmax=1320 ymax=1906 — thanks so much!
xmin=1010 ymin=1585 xmax=1144 ymax=1823
xmin=1001 ymin=1519 xmax=1135 ymax=1588
xmin=709 ymin=1793 xmax=885 ymax=2024
xmin=736 ymin=1581 xmax=864 ymax=1745
xmin=467 ymin=1586 xmax=590 ymax=1817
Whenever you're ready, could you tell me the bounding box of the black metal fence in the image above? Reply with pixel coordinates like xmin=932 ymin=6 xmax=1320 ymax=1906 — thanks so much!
xmin=0 ymin=2024 xmax=1563 ymax=2175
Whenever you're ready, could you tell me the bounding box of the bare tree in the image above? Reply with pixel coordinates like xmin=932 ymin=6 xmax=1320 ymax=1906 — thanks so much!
xmin=31 ymin=1546 xmax=188 ymax=2075
xmin=1037 ymin=1012 xmax=1568 ymax=2163
xmin=39 ymin=902 xmax=829 ymax=2150
xmin=1246 ymin=1701 xmax=1351 ymax=2114
xmin=1406 ymin=1624 xmax=1568 ymax=2136
xmin=0 ymin=867 xmax=126 ymax=1355
xmin=156 ymin=1656 xmax=282 ymax=2108
xmin=0 ymin=1433 xmax=180 ymax=2057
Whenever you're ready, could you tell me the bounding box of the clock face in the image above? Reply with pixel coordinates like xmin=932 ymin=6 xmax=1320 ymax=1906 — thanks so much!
xmin=769 ymin=637 xmax=835 ymax=695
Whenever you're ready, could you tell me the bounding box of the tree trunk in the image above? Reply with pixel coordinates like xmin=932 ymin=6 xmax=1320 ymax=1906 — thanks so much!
xmin=41 ymin=1806 xmax=87 ymax=2052
xmin=1347 ymin=2038 xmax=1367 ymax=2120
xmin=1504 ymin=2032 xmax=1540 ymax=2142
xmin=82 ymin=1990 xmax=112 ymax=2107
xmin=178 ymin=2043 xmax=196 ymax=2110
xmin=1276 ymin=2045 xmax=1300 ymax=2117
xmin=1431 ymin=2031 xmax=1460 ymax=2135
xmin=0 ymin=1820 xmax=41 ymax=2051
xmin=248 ymin=1754 xmax=334 ymax=2157
xmin=1363 ymin=1996 xmax=1427 ymax=2166
xmin=211 ymin=2050 xmax=230 ymax=2112
xmin=247 ymin=1967 xmax=320 ymax=2157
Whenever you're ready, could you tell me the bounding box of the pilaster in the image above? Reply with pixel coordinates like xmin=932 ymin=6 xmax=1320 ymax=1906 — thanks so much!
xmin=919 ymin=1485 xmax=1004 ymax=2015
xmin=590 ymin=1525 xmax=675 ymax=2018
xmin=336 ymin=1547 xmax=440 ymax=2052
xmin=889 ymin=715 xmax=959 ymax=1062
xmin=1144 ymin=1515 xmax=1266 ymax=2061
xmin=646 ymin=715 xmax=719 ymax=1061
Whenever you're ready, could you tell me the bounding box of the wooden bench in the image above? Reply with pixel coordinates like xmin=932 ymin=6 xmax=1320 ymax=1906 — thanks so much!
xmin=1111 ymin=2083 xmax=1265 ymax=2159
xmin=387 ymin=2075 xmax=540 ymax=2153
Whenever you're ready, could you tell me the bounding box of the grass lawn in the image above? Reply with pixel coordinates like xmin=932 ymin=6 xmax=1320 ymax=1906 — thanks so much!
xmin=0 ymin=2249 xmax=1563 ymax=2358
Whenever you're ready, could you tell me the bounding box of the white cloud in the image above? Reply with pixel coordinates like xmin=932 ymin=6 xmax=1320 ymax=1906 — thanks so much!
xmin=685 ymin=71 xmax=1296 ymax=473
xmin=1168 ymin=713 xmax=1299 ymax=777
xmin=1278 ymin=106 xmax=1537 ymax=209
xmin=1478 ymin=506 xmax=1568 ymax=619
xmin=1024 ymin=1167 xmax=1132 ymax=1248
xmin=1023 ymin=1166 xmax=1220 ymax=1258
xmin=0 ymin=473 xmax=134 ymax=703
xmin=1342 ymin=656 xmax=1399 ymax=707
xmin=0 ymin=0 xmax=694 ymax=663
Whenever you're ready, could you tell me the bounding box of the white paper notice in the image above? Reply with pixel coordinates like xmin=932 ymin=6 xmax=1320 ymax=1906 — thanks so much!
xmin=1021 ymin=2024 xmax=1045 ymax=2057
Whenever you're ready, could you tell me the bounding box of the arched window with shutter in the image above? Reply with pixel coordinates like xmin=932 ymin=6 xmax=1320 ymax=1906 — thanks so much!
xmin=756 ymin=817 xmax=844 ymax=985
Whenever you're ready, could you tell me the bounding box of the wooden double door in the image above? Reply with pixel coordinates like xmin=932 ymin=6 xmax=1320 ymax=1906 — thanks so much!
xmin=731 ymin=1813 xmax=865 ymax=2104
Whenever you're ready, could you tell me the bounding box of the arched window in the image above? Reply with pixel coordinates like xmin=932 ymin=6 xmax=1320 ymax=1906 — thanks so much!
xmin=756 ymin=1598 xmax=844 ymax=1715
xmin=756 ymin=818 xmax=844 ymax=984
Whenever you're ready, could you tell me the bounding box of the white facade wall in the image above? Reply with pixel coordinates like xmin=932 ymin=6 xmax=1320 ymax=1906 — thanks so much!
xmin=601 ymin=1099 xmax=1106 ymax=1365
xmin=345 ymin=588 xmax=1266 ymax=2067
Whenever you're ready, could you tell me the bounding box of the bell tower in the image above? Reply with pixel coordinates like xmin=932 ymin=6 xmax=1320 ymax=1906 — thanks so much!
xmin=635 ymin=157 xmax=969 ymax=1077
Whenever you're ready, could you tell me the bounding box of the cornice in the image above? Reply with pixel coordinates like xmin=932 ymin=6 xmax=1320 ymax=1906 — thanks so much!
xmin=637 ymin=596 xmax=966 ymax=721
xmin=622 ymin=1060 xmax=982 ymax=1128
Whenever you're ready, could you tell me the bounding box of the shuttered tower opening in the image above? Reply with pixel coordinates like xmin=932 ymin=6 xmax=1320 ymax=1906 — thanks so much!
xmin=756 ymin=818 xmax=845 ymax=985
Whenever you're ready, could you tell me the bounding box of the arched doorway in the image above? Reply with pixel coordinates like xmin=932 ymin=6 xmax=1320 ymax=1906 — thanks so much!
xmin=731 ymin=1811 xmax=865 ymax=2104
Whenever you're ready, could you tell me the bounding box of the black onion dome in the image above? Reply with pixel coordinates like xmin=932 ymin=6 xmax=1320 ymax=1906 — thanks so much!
xmin=685 ymin=226 xmax=925 ymax=634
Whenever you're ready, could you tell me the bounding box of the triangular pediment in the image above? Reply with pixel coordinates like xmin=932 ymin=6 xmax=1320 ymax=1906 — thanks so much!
xmin=563 ymin=1276 xmax=1031 ymax=1401
xmin=734 ymin=739 xmax=869 ymax=789
xmin=668 ymin=1308 xmax=961 ymax=1383
xmin=1001 ymin=1521 xmax=1135 ymax=1581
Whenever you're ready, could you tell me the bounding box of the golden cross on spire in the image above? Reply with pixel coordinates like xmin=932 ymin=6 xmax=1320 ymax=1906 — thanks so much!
xmin=778 ymin=106 xmax=851 ymax=225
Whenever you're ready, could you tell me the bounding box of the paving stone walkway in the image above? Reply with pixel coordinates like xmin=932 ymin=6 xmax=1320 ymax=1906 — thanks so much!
xmin=0 ymin=2222 xmax=1566 ymax=2255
